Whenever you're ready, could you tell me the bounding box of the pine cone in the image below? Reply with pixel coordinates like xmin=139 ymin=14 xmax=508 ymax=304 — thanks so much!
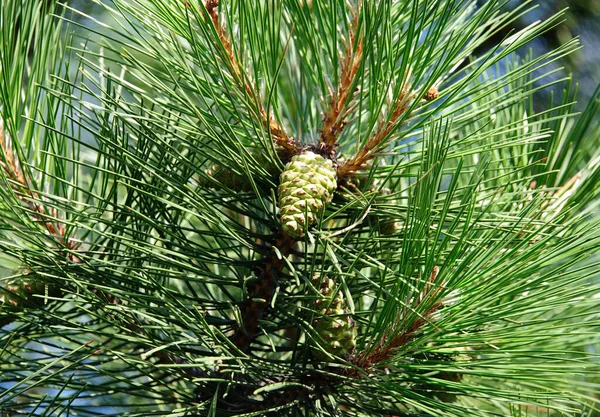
xmin=0 ymin=274 xmax=46 ymax=308
xmin=412 ymin=349 xmax=471 ymax=403
xmin=312 ymin=276 xmax=357 ymax=359
xmin=200 ymin=164 xmax=254 ymax=191
xmin=278 ymin=151 xmax=337 ymax=238
xmin=200 ymin=149 xmax=277 ymax=192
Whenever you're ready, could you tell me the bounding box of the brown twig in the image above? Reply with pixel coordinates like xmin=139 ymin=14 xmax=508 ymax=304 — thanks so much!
xmin=337 ymin=75 xmax=416 ymax=179
xmin=0 ymin=121 xmax=87 ymax=323
xmin=0 ymin=123 xmax=69 ymax=244
xmin=203 ymin=0 xmax=300 ymax=157
xmin=349 ymin=267 xmax=444 ymax=375
xmin=0 ymin=124 xmax=210 ymax=383
xmin=319 ymin=6 xmax=364 ymax=154
xmin=0 ymin=121 xmax=84 ymax=267
xmin=231 ymin=232 xmax=296 ymax=352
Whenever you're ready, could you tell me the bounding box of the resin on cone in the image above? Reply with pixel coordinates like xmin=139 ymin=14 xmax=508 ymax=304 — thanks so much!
xmin=278 ymin=151 xmax=337 ymax=238
xmin=311 ymin=275 xmax=357 ymax=359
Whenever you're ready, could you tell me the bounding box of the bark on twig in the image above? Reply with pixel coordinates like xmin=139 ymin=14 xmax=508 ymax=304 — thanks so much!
xmin=319 ymin=6 xmax=363 ymax=153
xmin=231 ymin=233 xmax=296 ymax=352
xmin=349 ymin=267 xmax=444 ymax=375
xmin=337 ymin=76 xmax=416 ymax=178
xmin=203 ymin=1 xmax=300 ymax=158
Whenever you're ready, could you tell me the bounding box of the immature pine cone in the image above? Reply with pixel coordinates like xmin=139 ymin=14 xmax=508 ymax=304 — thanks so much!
xmin=278 ymin=151 xmax=337 ymax=238
xmin=0 ymin=275 xmax=46 ymax=308
xmin=312 ymin=276 xmax=357 ymax=359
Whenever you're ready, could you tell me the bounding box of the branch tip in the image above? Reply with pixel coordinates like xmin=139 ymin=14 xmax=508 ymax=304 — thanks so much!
xmin=202 ymin=0 xmax=299 ymax=158
xmin=349 ymin=267 xmax=446 ymax=375
xmin=338 ymin=81 xmax=416 ymax=178
xmin=319 ymin=5 xmax=364 ymax=152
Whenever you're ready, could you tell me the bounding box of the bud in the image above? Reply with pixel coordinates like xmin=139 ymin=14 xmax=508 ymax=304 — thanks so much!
xmin=424 ymin=86 xmax=439 ymax=101
xmin=199 ymin=149 xmax=276 ymax=192
xmin=278 ymin=151 xmax=337 ymax=238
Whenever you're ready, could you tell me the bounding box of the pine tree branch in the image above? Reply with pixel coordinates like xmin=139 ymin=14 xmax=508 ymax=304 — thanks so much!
xmin=338 ymin=75 xmax=416 ymax=178
xmin=0 ymin=122 xmax=141 ymax=332
xmin=0 ymin=121 xmax=71 ymax=247
xmin=318 ymin=4 xmax=363 ymax=154
xmin=231 ymin=232 xmax=296 ymax=352
xmin=3 ymin=1 xmax=600 ymax=414
xmin=349 ymin=267 xmax=445 ymax=376
xmin=202 ymin=0 xmax=301 ymax=158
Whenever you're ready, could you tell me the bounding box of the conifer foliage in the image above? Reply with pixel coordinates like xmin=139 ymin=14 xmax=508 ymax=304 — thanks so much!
xmin=1 ymin=0 xmax=600 ymax=415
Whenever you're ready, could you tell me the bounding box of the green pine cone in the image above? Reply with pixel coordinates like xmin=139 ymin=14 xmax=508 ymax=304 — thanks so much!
xmin=201 ymin=164 xmax=254 ymax=192
xmin=0 ymin=275 xmax=46 ymax=308
xmin=278 ymin=151 xmax=337 ymax=238
xmin=312 ymin=276 xmax=357 ymax=359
